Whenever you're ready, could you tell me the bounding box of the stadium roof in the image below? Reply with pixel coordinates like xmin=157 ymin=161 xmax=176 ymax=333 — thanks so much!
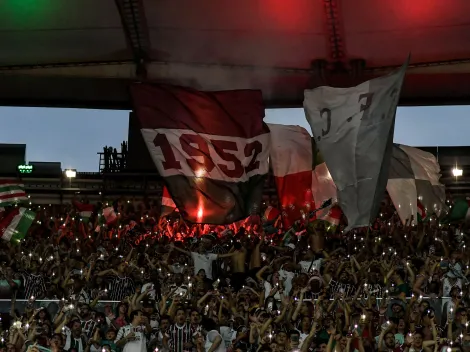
xmin=1 ymin=0 xmax=470 ymax=109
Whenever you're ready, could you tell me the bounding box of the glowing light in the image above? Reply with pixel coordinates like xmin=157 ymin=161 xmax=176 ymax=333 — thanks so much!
xmin=263 ymin=0 xmax=308 ymax=30
xmin=400 ymin=1 xmax=439 ymax=24
xmin=195 ymin=169 xmax=205 ymax=178
xmin=18 ymin=165 xmax=33 ymax=174
xmin=65 ymin=169 xmax=77 ymax=178
xmin=452 ymin=168 xmax=463 ymax=177
xmin=197 ymin=207 xmax=204 ymax=222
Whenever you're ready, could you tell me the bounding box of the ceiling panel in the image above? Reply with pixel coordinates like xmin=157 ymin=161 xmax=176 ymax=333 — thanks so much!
xmin=0 ymin=0 xmax=469 ymax=107
xmin=342 ymin=0 xmax=470 ymax=66
xmin=0 ymin=0 xmax=129 ymax=65
xmin=144 ymin=0 xmax=327 ymax=67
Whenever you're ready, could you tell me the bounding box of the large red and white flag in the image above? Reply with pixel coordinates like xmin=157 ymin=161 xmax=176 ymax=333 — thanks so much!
xmin=268 ymin=124 xmax=337 ymax=226
xmin=130 ymin=84 xmax=270 ymax=224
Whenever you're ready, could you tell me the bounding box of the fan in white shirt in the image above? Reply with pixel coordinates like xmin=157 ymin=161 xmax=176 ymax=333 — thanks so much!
xmin=203 ymin=319 xmax=226 ymax=352
xmin=278 ymin=264 xmax=295 ymax=296
xmin=115 ymin=310 xmax=151 ymax=352
xmin=169 ymin=243 xmax=235 ymax=280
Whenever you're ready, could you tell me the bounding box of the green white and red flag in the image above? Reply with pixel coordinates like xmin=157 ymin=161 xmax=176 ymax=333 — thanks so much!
xmin=73 ymin=201 xmax=94 ymax=223
xmin=0 ymin=208 xmax=36 ymax=243
xmin=0 ymin=180 xmax=28 ymax=206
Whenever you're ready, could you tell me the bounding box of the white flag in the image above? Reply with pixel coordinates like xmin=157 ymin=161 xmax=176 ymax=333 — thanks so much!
xmin=387 ymin=144 xmax=447 ymax=225
xmin=303 ymin=59 xmax=409 ymax=230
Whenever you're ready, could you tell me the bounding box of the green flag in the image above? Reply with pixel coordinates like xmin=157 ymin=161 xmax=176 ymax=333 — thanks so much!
xmin=444 ymin=199 xmax=470 ymax=223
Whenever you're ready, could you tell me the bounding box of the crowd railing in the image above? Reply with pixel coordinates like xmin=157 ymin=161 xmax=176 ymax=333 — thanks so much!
xmin=0 ymin=297 xmax=453 ymax=316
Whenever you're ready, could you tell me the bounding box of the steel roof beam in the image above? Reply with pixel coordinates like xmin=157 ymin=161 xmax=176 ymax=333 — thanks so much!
xmin=115 ymin=0 xmax=150 ymax=78
xmin=322 ymin=0 xmax=346 ymax=69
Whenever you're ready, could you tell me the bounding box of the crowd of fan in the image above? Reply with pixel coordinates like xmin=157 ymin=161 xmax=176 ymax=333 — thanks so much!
xmin=0 ymin=198 xmax=469 ymax=352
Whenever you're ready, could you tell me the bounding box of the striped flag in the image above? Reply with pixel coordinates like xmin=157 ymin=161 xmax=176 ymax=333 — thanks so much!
xmin=268 ymin=124 xmax=336 ymax=227
xmin=0 ymin=208 xmax=36 ymax=243
xmin=131 ymin=84 xmax=270 ymax=224
xmin=0 ymin=180 xmax=28 ymax=206
xmin=161 ymin=186 xmax=178 ymax=216
xmin=73 ymin=201 xmax=94 ymax=223
xmin=387 ymin=144 xmax=447 ymax=225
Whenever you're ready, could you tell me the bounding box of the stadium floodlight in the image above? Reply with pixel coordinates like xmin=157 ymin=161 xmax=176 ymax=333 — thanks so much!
xmin=65 ymin=169 xmax=77 ymax=178
xmin=452 ymin=168 xmax=463 ymax=177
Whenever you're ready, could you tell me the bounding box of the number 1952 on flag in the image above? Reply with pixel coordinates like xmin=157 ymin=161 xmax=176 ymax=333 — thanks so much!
xmin=141 ymin=128 xmax=270 ymax=182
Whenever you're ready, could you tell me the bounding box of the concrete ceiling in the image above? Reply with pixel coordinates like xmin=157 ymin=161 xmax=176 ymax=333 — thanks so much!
xmin=1 ymin=0 xmax=470 ymax=109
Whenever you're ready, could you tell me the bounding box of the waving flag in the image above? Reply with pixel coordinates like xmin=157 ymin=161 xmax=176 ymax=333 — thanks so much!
xmin=101 ymin=207 xmax=117 ymax=225
xmin=263 ymin=206 xmax=280 ymax=222
xmin=267 ymin=124 xmax=336 ymax=226
xmin=0 ymin=180 xmax=28 ymax=206
xmin=73 ymin=201 xmax=94 ymax=223
xmin=0 ymin=208 xmax=36 ymax=243
xmin=323 ymin=205 xmax=342 ymax=230
xmin=130 ymin=84 xmax=270 ymax=224
xmin=445 ymin=199 xmax=470 ymax=223
xmin=161 ymin=186 xmax=178 ymax=216
xmin=304 ymin=59 xmax=408 ymax=230
xmin=417 ymin=200 xmax=427 ymax=222
xmin=387 ymin=144 xmax=447 ymax=225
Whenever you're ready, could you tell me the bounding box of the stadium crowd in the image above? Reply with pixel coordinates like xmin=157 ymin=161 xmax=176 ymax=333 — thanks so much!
xmin=0 ymin=197 xmax=469 ymax=352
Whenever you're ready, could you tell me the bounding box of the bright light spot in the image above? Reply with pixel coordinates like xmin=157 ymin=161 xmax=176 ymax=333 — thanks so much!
xmin=195 ymin=169 xmax=205 ymax=178
xmin=197 ymin=207 xmax=204 ymax=222
xmin=452 ymin=168 xmax=463 ymax=177
xmin=65 ymin=169 xmax=77 ymax=178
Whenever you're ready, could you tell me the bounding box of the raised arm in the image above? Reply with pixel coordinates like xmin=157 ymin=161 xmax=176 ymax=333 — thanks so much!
xmin=169 ymin=243 xmax=191 ymax=256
